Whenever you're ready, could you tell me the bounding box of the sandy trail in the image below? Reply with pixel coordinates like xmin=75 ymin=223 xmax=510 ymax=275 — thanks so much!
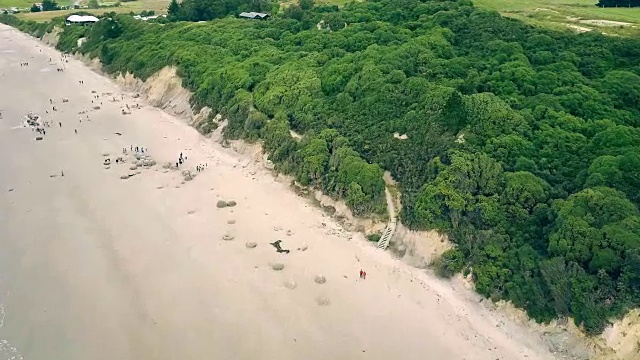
xmin=0 ymin=24 xmax=559 ymax=360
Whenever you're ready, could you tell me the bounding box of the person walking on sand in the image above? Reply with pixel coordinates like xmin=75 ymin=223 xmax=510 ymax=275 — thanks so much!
xmin=59 ymin=122 xmax=62 ymax=128
xmin=359 ymin=269 xmax=363 ymax=279
xmin=61 ymin=170 xmax=64 ymax=177
xmin=74 ymin=129 xmax=78 ymax=135
xmin=363 ymin=271 xmax=367 ymax=280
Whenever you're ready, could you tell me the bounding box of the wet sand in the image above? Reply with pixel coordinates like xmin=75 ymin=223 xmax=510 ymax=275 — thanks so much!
xmin=0 ymin=24 xmax=560 ymax=360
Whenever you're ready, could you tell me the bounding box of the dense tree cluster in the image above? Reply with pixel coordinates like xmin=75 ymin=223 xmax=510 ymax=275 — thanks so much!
xmin=167 ymin=0 xmax=276 ymax=22
xmin=597 ymin=0 xmax=640 ymax=7
xmin=4 ymin=0 xmax=640 ymax=334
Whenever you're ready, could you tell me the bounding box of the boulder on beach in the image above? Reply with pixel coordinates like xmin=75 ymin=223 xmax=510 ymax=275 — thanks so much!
xmin=226 ymin=200 xmax=237 ymax=207
xmin=227 ymin=219 xmax=236 ymax=224
xmin=216 ymin=200 xmax=227 ymax=208
xmin=129 ymin=165 xmax=138 ymax=170
xmin=222 ymin=234 xmax=234 ymax=241
xmin=283 ymin=281 xmax=297 ymax=290
xmin=134 ymin=153 xmax=142 ymax=160
xmin=143 ymin=160 xmax=151 ymax=167
xmin=314 ymin=275 xmax=326 ymax=284
xmin=162 ymin=162 xmax=172 ymax=169
xmin=120 ymin=174 xmax=130 ymax=180
xmin=149 ymin=159 xmax=156 ymax=166
xmin=184 ymin=173 xmax=193 ymax=181
xmin=271 ymin=263 xmax=285 ymax=271
xmin=245 ymin=242 xmax=257 ymax=248
xmin=93 ymin=106 xmax=100 ymax=110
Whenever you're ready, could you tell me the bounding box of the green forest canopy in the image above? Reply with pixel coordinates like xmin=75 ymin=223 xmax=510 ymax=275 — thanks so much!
xmin=3 ymin=0 xmax=640 ymax=335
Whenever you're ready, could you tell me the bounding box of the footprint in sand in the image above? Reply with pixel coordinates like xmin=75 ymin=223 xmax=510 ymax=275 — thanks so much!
xmin=315 ymin=296 xmax=330 ymax=306
xmin=283 ymin=280 xmax=297 ymax=290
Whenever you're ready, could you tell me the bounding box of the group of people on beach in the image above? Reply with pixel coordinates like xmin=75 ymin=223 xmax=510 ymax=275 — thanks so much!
xmin=130 ymin=145 xmax=146 ymax=153
xmin=196 ymin=163 xmax=208 ymax=172
xmin=176 ymin=152 xmax=187 ymax=168
xmin=359 ymin=269 xmax=367 ymax=280
xmin=19 ymin=62 xmax=29 ymax=67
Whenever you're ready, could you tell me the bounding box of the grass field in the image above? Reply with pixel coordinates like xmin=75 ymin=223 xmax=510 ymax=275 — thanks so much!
xmin=473 ymin=0 xmax=640 ymax=36
xmin=0 ymin=0 xmax=73 ymax=8
xmin=12 ymin=0 xmax=167 ymax=21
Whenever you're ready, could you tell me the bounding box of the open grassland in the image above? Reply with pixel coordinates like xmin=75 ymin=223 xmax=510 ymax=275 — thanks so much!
xmin=473 ymin=0 xmax=640 ymax=36
xmin=13 ymin=0 xmax=167 ymax=21
xmin=0 ymin=0 xmax=73 ymax=8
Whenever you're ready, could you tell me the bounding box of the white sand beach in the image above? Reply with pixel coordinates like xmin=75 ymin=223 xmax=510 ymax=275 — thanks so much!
xmin=0 ymin=24 xmax=561 ymax=360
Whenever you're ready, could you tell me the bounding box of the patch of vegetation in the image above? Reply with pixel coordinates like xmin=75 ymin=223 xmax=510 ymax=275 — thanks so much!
xmin=432 ymin=248 xmax=465 ymax=278
xmin=4 ymin=0 xmax=640 ymax=335
xmin=367 ymin=233 xmax=381 ymax=243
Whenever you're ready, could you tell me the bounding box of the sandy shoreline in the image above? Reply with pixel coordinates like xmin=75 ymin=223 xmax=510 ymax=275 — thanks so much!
xmin=0 ymin=23 xmax=563 ymax=360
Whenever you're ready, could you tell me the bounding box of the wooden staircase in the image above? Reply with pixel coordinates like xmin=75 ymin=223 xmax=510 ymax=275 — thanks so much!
xmin=377 ymin=221 xmax=396 ymax=250
xmin=377 ymin=187 xmax=398 ymax=251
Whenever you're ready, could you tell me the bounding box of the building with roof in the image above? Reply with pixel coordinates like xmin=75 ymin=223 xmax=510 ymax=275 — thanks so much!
xmin=238 ymin=12 xmax=270 ymax=20
xmin=65 ymin=14 xmax=99 ymax=25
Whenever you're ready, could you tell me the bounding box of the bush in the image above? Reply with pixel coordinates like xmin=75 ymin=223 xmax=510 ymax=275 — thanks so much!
xmin=432 ymin=249 xmax=465 ymax=278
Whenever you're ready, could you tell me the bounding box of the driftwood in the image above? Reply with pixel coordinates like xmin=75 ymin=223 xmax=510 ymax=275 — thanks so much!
xmin=269 ymin=240 xmax=290 ymax=254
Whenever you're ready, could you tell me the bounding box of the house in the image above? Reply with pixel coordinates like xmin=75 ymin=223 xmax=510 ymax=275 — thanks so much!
xmin=238 ymin=12 xmax=270 ymax=20
xmin=65 ymin=15 xmax=99 ymax=25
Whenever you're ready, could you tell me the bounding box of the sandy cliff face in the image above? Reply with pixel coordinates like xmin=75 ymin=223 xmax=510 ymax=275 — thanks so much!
xmin=595 ymin=310 xmax=640 ymax=360
xmin=114 ymin=67 xmax=197 ymax=120
xmin=40 ymin=26 xmax=61 ymax=47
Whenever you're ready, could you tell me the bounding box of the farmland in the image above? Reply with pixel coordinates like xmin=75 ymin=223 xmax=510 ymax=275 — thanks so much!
xmin=473 ymin=0 xmax=640 ymax=36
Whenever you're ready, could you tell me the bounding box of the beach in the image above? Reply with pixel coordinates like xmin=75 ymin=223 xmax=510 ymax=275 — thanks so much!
xmin=0 ymin=23 xmax=560 ymax=360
